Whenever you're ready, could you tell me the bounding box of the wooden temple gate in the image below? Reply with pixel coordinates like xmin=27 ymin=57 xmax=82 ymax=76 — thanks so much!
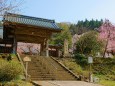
xmin=0 ymin=12 xmax=61 ymax=56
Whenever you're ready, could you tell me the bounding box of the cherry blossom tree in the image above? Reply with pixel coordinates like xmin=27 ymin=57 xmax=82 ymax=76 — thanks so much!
xmin=17 ymin=42 xmax=40 ymax=55
xmin=99 ymin=20 xmax=115 ymax=57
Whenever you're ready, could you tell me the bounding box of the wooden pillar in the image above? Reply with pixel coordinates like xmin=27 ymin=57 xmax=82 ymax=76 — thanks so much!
xmin=15 ymin=42 xmax=17 ymax=53
xmin=46 ymin=39 xmax=49 ymax=57
xmin=40 ymin=42 xmax=47 ymax=56
xmin=4 ymin=45 xmax=6 ymax=53
xmin=13 ymin=36 xmax=17 ymax=54
xmin=40 ymin=43 xmax=43 ymax=56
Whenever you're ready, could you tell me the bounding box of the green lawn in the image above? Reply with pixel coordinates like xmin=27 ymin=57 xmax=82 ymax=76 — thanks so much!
xmin=99 ymin=80 xmax=115 ymax=86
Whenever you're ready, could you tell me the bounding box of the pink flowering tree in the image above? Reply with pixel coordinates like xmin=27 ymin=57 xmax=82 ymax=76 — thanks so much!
xmin=17 ymin=42 xmax=40 ymax=55
xmin=99 ymin=20 xmax=115 ymax=57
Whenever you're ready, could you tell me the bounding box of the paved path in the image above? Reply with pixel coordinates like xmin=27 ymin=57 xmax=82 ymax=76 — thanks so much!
xmin=33 ymin=81 xmax=103 ymax=86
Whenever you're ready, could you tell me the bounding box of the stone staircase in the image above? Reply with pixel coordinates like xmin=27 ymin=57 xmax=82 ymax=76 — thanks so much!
xmin=23 ymin=56 xmax=55 ymax=80
xmin=46 ymin=57 xmax=78 ymax=80
xmin=20 ymin=55 xmax=79 ymax=81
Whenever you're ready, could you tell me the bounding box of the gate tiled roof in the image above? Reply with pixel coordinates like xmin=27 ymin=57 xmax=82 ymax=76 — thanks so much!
xmin=3 ymin=12 xmax=61 ymax=30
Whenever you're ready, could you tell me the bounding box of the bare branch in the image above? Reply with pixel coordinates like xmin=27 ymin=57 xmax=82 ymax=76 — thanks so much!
xmin=0 ymin=0 xmax=24 ymax=16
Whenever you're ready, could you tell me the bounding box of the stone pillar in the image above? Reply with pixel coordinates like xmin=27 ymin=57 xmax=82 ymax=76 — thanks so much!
xmin=63 ymin=39 xmax=69 ymax=57
xmin=46 ymin=39 xmax=49 ymax=57
xmin=58 ymin=50 xmax=62 ymax=57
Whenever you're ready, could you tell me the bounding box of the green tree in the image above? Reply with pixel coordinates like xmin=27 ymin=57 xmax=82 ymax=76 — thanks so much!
xmin=69 ymin=19 xmax=103 ymax=35
xmin=50 ymin=23 xmax=72 ymax=48
xmin=75 ymin=31 xmax=103 ymax=56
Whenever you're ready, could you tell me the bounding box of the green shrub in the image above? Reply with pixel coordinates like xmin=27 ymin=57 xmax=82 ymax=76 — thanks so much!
xmin=74 ymin=54 xmax=88 ymax=67
xmin=93 ymin=58 xmax=115 ymax=75
xmin=93 ymin=58 xmax=115 ymax=80
xmin=0 ymin=59 xmax=23 ymax=81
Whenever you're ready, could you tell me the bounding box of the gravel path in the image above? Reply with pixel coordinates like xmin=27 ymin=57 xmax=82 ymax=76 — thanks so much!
xmin=33 ymin=81 xmax=103 ymax=86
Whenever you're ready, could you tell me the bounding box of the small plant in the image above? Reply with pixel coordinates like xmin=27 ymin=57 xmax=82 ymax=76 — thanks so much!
xmin=0 ymin=59 xmax=23 ymax=81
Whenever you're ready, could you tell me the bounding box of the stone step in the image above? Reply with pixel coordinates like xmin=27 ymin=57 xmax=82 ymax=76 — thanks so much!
xmin=31 ymin=76 xmax=54 ymax=78
xmin=31 ymin=78 xmax=55 ymax=80
xmin=21 ymin=55 xmax=77 ymax=80
xmin=29 ymin=73 xmax=54 ymax=75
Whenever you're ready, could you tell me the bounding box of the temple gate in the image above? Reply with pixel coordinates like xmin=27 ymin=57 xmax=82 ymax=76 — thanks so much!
xmin=0 ymin=12 xmax=61 ymax=56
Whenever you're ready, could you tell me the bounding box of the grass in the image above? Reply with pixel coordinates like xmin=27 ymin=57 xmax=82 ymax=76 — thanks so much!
xmin=59 ymin=58 xmax=83 ymax=74
xmin=58 ymin=58 xmax=89 ymax=78
xmin=58 ymin=58 xmax=115 ymax=86
xmin=94 ymin=75 xmax=115 ymax=86
xmin=0 ymin=80 xmax=33 ymax=86
xmin=99 ymin=80 xmax=115 ymax=86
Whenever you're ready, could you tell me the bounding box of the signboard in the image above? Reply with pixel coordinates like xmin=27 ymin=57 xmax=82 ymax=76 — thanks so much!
xmin=88 ymin=57 xmax=93 ymax=63
xmin=23 ymin=56 xmax=31 ymax=62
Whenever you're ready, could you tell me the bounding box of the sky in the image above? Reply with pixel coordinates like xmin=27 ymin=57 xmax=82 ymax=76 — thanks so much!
xmin=21 ymin=0 xmax=115 ymax=23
